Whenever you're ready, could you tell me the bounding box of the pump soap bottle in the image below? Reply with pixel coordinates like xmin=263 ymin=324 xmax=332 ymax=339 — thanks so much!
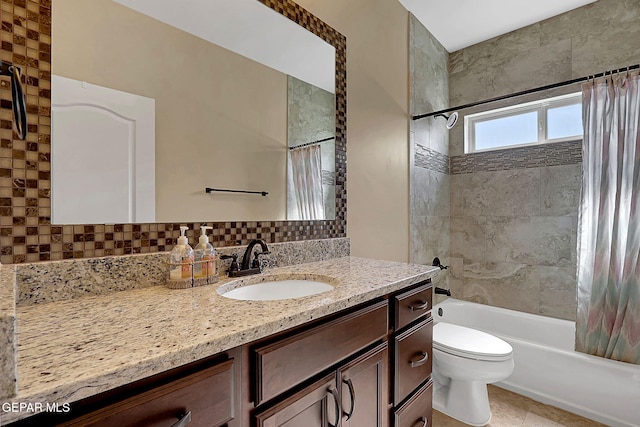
xmin=193 ymin=226 xmax=217 ymax=286
xmin=168 ymin=226 xmax=194 ymax=289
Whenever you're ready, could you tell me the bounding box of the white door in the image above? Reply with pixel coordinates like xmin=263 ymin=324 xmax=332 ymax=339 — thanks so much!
xmin=51 ymin=75 xmax=155 ymax=224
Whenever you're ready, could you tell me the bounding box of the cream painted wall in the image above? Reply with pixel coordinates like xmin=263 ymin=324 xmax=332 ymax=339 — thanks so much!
xmin=53 ymin=0 xmax=288 ymax=223
xmin=295 ymin=0 xmax=411 ymax=262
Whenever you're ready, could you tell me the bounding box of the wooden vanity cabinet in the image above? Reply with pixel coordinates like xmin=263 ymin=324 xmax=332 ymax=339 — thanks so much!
xmin=12 ymin=280 xmax=434 ymax=427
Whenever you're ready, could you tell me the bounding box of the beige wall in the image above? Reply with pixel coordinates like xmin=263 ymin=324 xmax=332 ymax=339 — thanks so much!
xmin=53 ymin=0 xmax=288 ymax=223
xmin=296 ymin=0 xmax=411 ymax=262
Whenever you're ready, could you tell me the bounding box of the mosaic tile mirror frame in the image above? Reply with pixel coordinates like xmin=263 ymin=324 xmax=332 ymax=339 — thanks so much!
xmin=0 ymin=0 xmax=347 ymax=264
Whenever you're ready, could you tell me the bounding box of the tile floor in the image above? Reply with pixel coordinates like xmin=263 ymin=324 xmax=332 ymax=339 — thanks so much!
xmin=433 ymin=385 xmax=608 ymax=427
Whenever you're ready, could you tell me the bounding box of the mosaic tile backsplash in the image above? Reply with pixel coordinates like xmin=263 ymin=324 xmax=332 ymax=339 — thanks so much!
xmin=0 ymin=0 xmax=347 ymax=264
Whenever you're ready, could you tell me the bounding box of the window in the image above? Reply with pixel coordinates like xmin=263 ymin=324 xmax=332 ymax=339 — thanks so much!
xmin=465 ymin=92 xmax=583 ymax=153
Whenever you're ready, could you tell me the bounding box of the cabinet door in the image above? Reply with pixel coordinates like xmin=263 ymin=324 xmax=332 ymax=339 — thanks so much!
xmin=254 ymin=373 xmax=341 ymax=427
xmin=338 ymin=343 xmax=388 ymax=427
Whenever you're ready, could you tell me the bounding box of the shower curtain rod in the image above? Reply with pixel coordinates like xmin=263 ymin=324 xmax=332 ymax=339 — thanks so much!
xmin=412 ymin=63 xmax=640 ymax=121
xmin=289 ymin=136 xmax=335 ymax=150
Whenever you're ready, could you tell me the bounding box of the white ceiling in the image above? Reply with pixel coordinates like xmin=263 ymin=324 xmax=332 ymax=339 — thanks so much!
xmin=399 ymin=0 xmax=598 ymax=52
xmin=113 ymin=0 xmax=335 ymax=93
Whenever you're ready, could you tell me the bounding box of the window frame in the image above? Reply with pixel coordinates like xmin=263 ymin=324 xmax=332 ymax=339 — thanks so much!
xmin=464 ymin=92 xmax=583 ymax=154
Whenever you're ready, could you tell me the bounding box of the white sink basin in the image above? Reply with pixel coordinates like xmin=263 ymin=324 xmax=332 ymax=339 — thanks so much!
xmin=217 ymin=274 xmax=336 ymax=301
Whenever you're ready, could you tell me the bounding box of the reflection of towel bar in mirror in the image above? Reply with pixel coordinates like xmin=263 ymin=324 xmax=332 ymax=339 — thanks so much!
xmin=289 ymin=136 xmax=335 ymax=151
xmin=205 ymin=187 xmax=268 ymax=197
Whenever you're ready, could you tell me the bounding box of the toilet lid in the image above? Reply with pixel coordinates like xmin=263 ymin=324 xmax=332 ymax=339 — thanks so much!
xmin=433 ymin=322 xmax=513 ymax=361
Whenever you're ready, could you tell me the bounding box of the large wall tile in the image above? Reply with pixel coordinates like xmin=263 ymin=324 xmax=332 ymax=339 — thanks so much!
xmin=539 ymin=0 xmax=638 ymax=46
xmin=448 ymin=256 xmax=464 ymax=298
xmin=410 ymin=215 xmax=450 ymax=267
xmin=412 ymin=168 xmax=450 ymax=217
xmin=485 ymin=216 xmax=576 ymax=268
xmin=571 ymin=23 xmax=640 ymax=78
xmin=450 ymin=174 xmax=465 ymax=215
xmin=462 ymin=261 xmax=540 ymax=314
xmin=463 ymin=169 xmax=541 ymax=217
xmin=539 ymin=266 xmax=577 ymax=321
xmin=460 ymin=24 xmax=542 ymax=73
xmin=540 ymin=164 xmax=582 ymax=217
xmin=450 ymin=216 xmax=487 ymax=261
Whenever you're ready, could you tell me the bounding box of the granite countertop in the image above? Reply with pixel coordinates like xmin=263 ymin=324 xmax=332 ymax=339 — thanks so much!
xmin=5 ymin=256 xmax=438 ymax=423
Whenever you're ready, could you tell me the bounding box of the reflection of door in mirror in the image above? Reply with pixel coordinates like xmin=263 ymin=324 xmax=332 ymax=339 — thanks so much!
xmin=51 ymin=0 xmax=336 ymax=224
xmin=51 ymin=76 xmax=155 ymax=224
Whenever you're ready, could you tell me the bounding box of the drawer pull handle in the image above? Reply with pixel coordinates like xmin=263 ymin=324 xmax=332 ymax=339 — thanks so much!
xmin=409 ymin=300 xmax=429 ymax=311
xmin=342 ymin=378 xmax=356 ymax=420
xmin=412 ymin=416 xmax=428 ymax=427
xmin=170 ymin=411 xmax=192 ymax=427
xmin=327 ymin=387 xmax=342 ymax=427
xmin=409 ymin=352 xmax=429 ymax=367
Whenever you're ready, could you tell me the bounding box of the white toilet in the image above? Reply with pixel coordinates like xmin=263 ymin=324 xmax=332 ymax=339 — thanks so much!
xmin=432 ymin=322 xmax=514 ymax=426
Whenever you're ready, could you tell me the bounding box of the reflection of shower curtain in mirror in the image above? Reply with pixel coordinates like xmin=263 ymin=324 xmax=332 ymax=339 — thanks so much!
xmin=576 ymin=71 xmax=640 ymax=364
xmin=290 ymin=145 xmax=325 ymax=220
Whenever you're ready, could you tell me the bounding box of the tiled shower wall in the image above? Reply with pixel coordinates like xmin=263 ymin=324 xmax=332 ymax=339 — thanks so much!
xmin=445 ymin=0 xmax=640 ymax=320
xmin=409 ymin=15 xmax=450 ymax=294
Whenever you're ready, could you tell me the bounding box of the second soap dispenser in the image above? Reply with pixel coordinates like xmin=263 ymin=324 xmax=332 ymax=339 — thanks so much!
xmin=194 ymin=226 xmax=218 ymax=286
xmin=167 ymin=225 xmax=194 ymax=289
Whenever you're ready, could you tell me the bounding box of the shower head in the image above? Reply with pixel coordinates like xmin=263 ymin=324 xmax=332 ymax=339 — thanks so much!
xmin=434 ymin=111 xmax=458 ymax=129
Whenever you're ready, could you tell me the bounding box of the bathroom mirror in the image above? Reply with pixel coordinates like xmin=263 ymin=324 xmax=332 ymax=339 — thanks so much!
xmin=51 ymin=0 xmax=337 ymax=223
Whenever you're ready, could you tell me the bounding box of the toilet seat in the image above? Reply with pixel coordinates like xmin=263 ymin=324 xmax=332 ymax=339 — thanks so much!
xmin=433 ymin=322 xmax=513 ymax=362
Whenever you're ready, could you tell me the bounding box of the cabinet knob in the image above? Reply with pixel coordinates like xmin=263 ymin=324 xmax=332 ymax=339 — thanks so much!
xmin=170 ymin=411 xmax=192 ymax=427
xmin=409 ymin=351 xmax=429 ymax=368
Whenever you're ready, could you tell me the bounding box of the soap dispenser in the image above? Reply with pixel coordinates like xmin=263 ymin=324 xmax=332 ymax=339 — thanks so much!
xmin=168 ymin=226 xmax=194 ymax=289
xmin=193 ymin=226 xmax=218 ymax=286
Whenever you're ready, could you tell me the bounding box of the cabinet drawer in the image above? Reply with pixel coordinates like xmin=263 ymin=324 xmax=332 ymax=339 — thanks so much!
xmin=393 ymin=281 xmax=432 ymax=331
xmin=254 ymin=300 xmax=388 ymax=404
xmin=393 ymin=317 xmax=432 ymax=405
xmin=393 ymin=380 xmax=433 ymax=427
xmin=59 ymin=359 xmax=235 ymax=427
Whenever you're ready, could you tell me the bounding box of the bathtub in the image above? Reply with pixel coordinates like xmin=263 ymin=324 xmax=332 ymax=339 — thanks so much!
xmin=433 ymin=298 xmax=640 ymax=427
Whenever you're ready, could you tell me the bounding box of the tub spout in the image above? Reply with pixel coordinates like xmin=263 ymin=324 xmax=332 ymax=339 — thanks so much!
xmin=435 ymin=287 xmax=451 ymax=296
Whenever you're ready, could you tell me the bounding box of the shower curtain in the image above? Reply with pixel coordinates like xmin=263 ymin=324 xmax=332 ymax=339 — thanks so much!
xmin=576 ymin=71 xmax=640 ymax=364
xmin=289 ymin=144 xmax=325 ymax=220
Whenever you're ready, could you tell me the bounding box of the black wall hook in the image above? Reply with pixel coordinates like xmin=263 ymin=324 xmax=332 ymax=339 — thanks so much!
xmin=432 ymin=257 xmax=449 ymax=270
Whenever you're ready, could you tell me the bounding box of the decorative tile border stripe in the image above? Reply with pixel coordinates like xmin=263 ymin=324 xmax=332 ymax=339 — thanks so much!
xmin=415 ymin=143 xmax=450 ymax=175
xmin=0 ymin=0 xmax=347 ymax=264
xmin=450 ymin=140 xmax=582 ymax=174
xmin=14 ymin=237 xmax=350 ymax=306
